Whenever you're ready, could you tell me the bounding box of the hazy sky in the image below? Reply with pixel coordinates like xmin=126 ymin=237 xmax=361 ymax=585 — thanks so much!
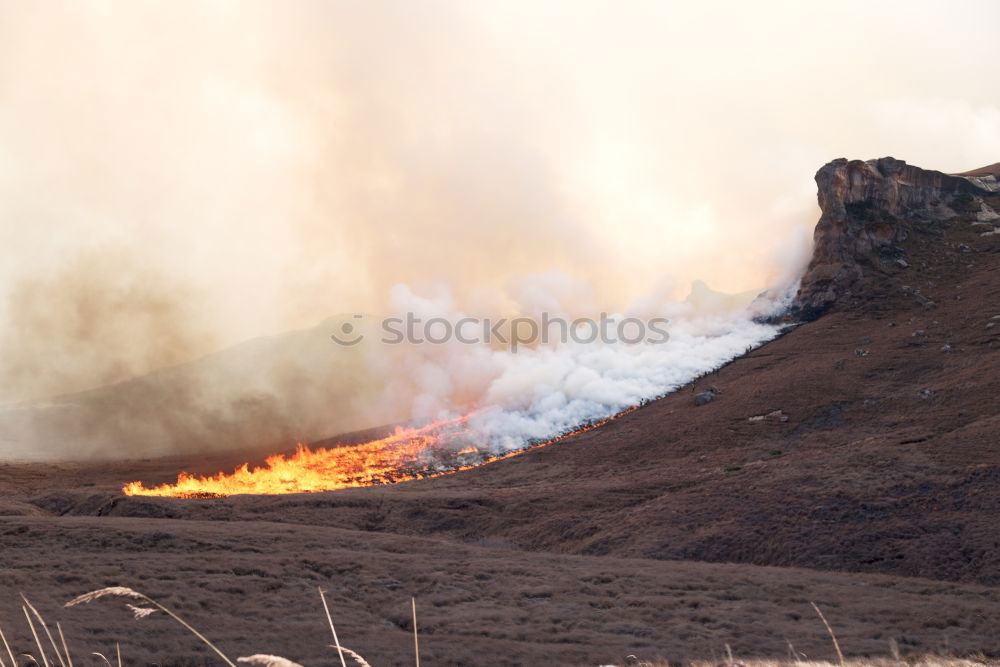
xmin=1 ymin=0 xmax=999 ymax=401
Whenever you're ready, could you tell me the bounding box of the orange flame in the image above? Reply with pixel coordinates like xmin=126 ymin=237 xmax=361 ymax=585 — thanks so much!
xmin=122 ymin=416 xmax=473 ymax=498
xmin=122 ymin=407 xmax=638 ymax=498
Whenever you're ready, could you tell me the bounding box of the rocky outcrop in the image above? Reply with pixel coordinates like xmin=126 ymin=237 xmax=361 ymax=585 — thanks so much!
xmin=791 ymin=157 xmax=994 ymax=319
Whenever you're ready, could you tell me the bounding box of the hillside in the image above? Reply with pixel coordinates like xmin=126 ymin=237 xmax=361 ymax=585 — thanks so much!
xmin=1 ymin=158 xmax=1000 ymax=664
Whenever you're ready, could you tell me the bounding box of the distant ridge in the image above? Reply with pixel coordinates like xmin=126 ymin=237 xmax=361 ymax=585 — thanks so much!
xmin=957 ymin=162 xmax=1000 ymax=178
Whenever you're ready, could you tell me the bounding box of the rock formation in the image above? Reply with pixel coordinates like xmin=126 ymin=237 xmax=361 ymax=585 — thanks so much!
xmin=791 ymin=157 xmax=997 ymax=319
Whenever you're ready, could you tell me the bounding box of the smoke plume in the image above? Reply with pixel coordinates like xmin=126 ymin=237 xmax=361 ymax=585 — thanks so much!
xmin=1 ymin=1 xmax=998 ymax=459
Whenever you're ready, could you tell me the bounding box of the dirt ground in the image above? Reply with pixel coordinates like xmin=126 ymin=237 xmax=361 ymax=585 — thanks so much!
xmin=2 ymin=214 xmax=1000 ymax=665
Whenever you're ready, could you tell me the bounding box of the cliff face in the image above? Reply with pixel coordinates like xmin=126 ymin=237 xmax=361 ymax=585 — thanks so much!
xmin=791 ymin=157 xmax=996 ymax=319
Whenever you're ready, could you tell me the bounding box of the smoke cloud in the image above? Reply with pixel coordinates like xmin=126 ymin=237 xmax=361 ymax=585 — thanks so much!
xmin=0 ymin=1 xmax=998 ymax=459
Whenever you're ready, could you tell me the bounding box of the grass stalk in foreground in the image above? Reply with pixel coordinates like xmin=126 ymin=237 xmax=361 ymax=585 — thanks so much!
xmin=21 ymin=596 xmax=66 ymax=667
xmin=0 ymin=622 xmax=16 ymax=667
xmin=65 ymin=587 xmax=237 ymax=667
xmin=56 ymin=623 xmax=72 ymax=667
xmin=319 ymin=588 xmax=347 ymax=667
xmin=811 ymin=601 xmax=845 ymax=666
xmin=21 ymin=605 xmax=49 ymax=667
xmin=412 ymin=597 xmax=420 ymax=667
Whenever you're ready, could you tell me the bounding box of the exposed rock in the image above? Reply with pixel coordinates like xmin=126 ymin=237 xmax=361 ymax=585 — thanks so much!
xmin=748 ymin=409 xmax=789 ymax=423
xmin=975 ymin=204 xmax=1000 ymax=222
xmin=694 ymin=388 xmax=718 ymax=406
xmin=791 ymin=157 xmax=991 ymax=319
xmin=765 ymin=409 xmax=789 ymax=423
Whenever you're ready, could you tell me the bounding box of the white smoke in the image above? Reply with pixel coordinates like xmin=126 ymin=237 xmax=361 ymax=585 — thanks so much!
xmin=363 ymin=276 xmax=789 ymax=455
xmin=469 ymin=316 xmax=779 ymax=450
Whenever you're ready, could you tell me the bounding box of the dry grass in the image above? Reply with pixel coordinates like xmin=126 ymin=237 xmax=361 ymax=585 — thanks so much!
xmin=65 ymin=587 xmax=236 ymax=667
xmin=0 ymin=589 xmax=993 ymax=667
xmin=411 ymin=597 xmax=420 ymax=667
xmin=681 ymin=662 xmax=991 ymax=667
xmin=617 ymin=655 xmax=995 ymax=666
xmin=811 ymin=601 xmax=845 ymax=665
xmin=612 ymin=602 xmax=995 ymax=667
xmin=1 ymin=586 xmax=378 ymax=667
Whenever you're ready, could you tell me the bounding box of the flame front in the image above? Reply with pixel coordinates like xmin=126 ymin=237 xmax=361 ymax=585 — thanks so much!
xmin=123 ymin=416 xmax=474 ymax=498
xmin=123 ymin=407 xmax=638 ymax=498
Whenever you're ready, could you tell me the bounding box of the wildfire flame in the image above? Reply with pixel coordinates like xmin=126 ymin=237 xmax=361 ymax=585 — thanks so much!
xmin=123 ymin=416 xmax=474 ymax=498
xmin=123 ymin=407 xmax=638 ymax=498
